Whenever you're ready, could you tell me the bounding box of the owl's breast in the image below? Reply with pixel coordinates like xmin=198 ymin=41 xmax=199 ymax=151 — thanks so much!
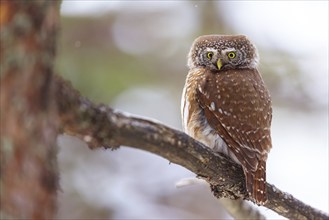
xmin=181 ymin=67 xmax=272 ymax=163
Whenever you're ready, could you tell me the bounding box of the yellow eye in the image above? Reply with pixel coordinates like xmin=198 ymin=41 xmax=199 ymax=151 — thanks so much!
xmin=207 ymin=52 xmax=213 ymax=59
xmin=227 ymin=51 xmax=236 ymax=59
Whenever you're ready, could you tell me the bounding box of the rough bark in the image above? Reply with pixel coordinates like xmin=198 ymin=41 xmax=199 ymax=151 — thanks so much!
xmin=0 ymin=1 xmax=60 ymax=218
xmin=54 ymin=76 xmax=329 ymax=220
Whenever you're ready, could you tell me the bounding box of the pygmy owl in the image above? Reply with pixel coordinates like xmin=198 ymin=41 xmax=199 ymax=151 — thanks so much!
xmin=181 ymin=35 xmax=272 ymax=205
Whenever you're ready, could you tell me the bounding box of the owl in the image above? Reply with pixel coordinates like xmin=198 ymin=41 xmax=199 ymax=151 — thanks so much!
xmin=181 ymin=34 xmax=272 ymax=205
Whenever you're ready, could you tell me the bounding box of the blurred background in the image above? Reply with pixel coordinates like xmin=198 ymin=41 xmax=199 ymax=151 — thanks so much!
xmin=56 ymin=1 xmax=328 ymax=219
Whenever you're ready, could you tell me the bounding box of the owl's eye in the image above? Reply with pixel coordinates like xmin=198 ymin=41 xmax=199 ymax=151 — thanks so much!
xmin=227 ymin=51 xmax=236 ymax=59
xmin=207 ymin=52 xmax=214 ymax=60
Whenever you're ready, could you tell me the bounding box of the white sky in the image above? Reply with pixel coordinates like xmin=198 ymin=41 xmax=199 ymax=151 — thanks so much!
xmin=222 ymin=1 xmax=328 ymax=52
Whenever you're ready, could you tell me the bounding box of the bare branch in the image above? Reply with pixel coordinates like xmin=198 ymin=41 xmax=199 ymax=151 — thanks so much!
xmin=54 ymin=75 xmax=329 ymax=220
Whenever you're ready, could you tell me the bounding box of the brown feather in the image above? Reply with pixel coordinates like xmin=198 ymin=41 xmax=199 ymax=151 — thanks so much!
xmin=181 ymin=34 xmax=273 ymax=205
xmin=195 ymin=68 xmax=272 ymax=204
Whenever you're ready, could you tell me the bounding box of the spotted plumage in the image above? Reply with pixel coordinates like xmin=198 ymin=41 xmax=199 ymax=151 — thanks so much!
xmin=181 ymin=35 xmax=272 ymax=205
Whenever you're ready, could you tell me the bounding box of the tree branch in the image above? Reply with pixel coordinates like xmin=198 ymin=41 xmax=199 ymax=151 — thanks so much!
xmin=54 ymin=75 xmax=328 ymax=220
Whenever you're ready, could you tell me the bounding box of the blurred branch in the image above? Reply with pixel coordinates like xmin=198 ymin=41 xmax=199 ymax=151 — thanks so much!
xmin=55 ymin=75 xmax=328 ymax=220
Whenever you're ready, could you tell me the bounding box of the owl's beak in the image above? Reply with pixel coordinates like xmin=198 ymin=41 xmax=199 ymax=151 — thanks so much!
xmin=216 ymin=59 xmax=223 ymax=70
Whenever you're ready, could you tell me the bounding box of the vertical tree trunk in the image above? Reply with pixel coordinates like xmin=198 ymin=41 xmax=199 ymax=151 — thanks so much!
xmin=0 ymin=1 xmax=60 ymax=218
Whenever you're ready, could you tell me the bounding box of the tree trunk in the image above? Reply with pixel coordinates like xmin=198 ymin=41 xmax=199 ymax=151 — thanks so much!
xmin=0 ymin=1 xmax=60 ymax=218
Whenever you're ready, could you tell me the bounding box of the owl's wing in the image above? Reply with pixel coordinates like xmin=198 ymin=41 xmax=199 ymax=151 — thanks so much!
xmin=196 ymin=69 xmax=272 ymax=172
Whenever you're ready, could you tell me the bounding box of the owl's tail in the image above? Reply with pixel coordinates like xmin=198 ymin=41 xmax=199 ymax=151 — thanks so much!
xmin=245 ymin=161 xmax=267 ymax=205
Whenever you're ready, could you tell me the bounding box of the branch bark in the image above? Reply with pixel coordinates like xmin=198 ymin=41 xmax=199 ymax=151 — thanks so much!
xmin=54 ymin=76 xmax=328 ymax=220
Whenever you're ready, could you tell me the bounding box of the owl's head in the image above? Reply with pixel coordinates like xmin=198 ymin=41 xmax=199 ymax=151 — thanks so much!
xmin=187 ymin=35 xmax=259 ymax=71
